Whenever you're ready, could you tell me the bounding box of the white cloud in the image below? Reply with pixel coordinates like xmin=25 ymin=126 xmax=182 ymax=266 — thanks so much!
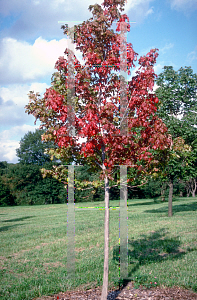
xmin=0 ymin=37 xmax=73 ymax=84
xmin=0 ymin=140 xmax=20 ymax=163
xmin=160 ymin=43 xmax=174 ymax=54
xmin=154 ymin=63 xmax=164 ymax=75
xmin=0 ymin=125 xmax=39 ymax=163
xmin=187 ymin=46 xmax=197 ymax=63
xmin=0 ymin=125 xmax=39 ymax=140
xmin=0 ymin=36 xmax=86 ymax=85
xmin=0 ymin=83 xmax=48 ymax=106
xmin=153 ymin=83 xmax=159 ymax=92
xmin=145 ymin=7 xmax=154 ymax=16
xmin=123 ymin=0 xmax=155 ymax=22
xmin=169 ymin=0 xmax=197 ymax=12
xmin=29 ymin=82 xmax=50 ymax=96
xmin=0 ymin=83 xmax=49 ymax=128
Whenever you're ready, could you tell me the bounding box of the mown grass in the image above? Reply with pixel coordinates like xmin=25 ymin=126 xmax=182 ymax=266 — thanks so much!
xmin=0 ymin=197 xmax=197 ymax=299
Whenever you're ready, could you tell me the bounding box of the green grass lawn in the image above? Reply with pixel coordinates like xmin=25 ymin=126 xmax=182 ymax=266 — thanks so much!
xmin=0 ymin=197 xmax=197 ymax=299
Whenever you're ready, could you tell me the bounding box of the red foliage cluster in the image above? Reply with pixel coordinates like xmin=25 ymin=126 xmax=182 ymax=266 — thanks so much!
xmin=26 ymin=0 xmax=170 ymax=180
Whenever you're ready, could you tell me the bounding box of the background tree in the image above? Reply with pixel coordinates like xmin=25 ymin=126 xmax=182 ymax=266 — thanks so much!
xmin=155 ymin=66 xmax=197 ymax=142
xmin=155 ymin=66 xmax=197 ymax=204
xmin=16 ymin=128 xmax=58 ymax=166
xmin=166 ymin=137 xmax=191 ymax=217
xmin=5 ymin=163 xmax=67 ymax=205
xmin=75 ymin=165 xmax=106 ymax=202
xmin=151 ymin=137 xmax=192 ymax=216
xmin=182 ymin=140 xmax=197 ymax=197
xmin=25 ymin=0 xmax=170 ymax=297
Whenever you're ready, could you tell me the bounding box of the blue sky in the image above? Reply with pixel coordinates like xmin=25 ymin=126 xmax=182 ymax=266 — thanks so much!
xmin=0 ymin=0 xmax=197 ymax=163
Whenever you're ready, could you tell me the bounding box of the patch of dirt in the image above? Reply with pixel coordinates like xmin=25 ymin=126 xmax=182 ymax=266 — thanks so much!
xmin=75 ymin=247 xmax=87 ymax=252
xmin=0 ymin=256 xmax=7 ymax=260
xmin=31 ymin=282 xmax=197 ymax=300
xmin=43 ymin=262 xmax=65 ymax=268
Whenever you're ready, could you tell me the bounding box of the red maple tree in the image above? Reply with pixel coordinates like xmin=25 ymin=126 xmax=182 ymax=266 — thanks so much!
xmin=26 ymin=0 xmax=170 ymax=298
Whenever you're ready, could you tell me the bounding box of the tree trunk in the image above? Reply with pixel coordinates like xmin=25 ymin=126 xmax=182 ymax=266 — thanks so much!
xmin=168 ymin=179 xmax=173 ymax=217
xmin=191 ymin=178 xmax=196 ymax=197
xmin=101 ymin=175 xmax=110 ymax=300
xmin=186 ymin=180 xmax=191 ymax=197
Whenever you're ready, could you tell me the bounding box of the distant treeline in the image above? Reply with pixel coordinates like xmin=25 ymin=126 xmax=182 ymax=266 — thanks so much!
xmin=0 ymin=159 xmax=189 ymax=207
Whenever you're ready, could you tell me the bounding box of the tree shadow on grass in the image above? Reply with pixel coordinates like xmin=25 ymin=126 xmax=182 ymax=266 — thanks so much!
xmin=127 ymin=201 xmax=156 ymax=206
xmin=112 ymin=228 xmax=186 ymax=290
xmin=111 ymin=200 xmax=162 ymax=208
xmin=144 ymin=202 xmax=197 ymax=214
xmin=127 ymin=197 xmax=187 ymax=207
xmin=2 ymin=216 xmax=34 ymax=222
xmin=0 ymin=216 xmax=34 ymax=232
xmin=0 ymin=223 xmax=24 ymax=232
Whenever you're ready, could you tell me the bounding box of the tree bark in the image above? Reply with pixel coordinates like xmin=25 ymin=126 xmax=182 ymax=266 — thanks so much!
xmin=168 ymin=179 xmax=173 ymax=217
xmin=191 ymin=178 xmax=196 ymax=197
xmin=101 ymin=175 xmax=110 ymax=300
xmin=186 ymin=180 xmax=191 ymax=197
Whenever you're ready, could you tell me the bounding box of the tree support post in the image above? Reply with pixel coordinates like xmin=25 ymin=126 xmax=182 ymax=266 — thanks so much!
xmin=119 ymin=165 xmax=128 ymax=280
xmin=66 ymin=165 xmax=75 ymax=283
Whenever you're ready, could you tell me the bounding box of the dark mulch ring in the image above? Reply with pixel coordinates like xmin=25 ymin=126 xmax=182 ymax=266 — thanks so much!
xmin=33 ymin=281 xmax=197 ymax=300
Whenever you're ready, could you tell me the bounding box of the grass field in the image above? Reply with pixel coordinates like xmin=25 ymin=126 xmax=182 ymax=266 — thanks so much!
xmin=0 ymin=197 xmax=197 ymax=300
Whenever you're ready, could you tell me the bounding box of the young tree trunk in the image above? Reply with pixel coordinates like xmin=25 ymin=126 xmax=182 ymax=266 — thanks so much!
xmin=168 ymin=179 xmax=173 ymax=217
xmin=101 ymin=175 xmax=110 ymax=300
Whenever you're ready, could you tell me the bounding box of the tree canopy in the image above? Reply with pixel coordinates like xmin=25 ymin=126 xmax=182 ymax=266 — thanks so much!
xmin=156 ymin=66 xmax=197 ymax=145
